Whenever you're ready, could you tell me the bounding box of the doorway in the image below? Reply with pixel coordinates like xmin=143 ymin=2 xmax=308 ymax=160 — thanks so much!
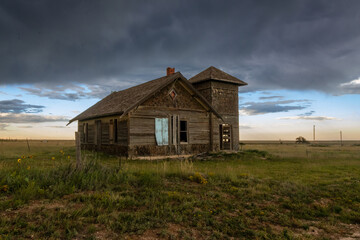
xmin=220 ymin=124 xmax=231 ymax=150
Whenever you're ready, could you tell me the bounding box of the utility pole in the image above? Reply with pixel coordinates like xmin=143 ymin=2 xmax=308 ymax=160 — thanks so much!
xmin=340 ymin=131 xmax=343 ymax=147
xmin=313 ymin=125 xmax=315 ymax=142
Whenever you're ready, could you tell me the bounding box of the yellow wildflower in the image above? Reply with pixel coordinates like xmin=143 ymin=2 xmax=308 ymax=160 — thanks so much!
xmin=1 ymin=185 xmax=8 ymax=192
xmin=51 ymin=157 xmax=55 ymax=160
xmin=67 ymin=155 xmax=71 ymax=159
xmin=17 ymin=158 xmax=21 ymax=163
xmin=22 ymin=155 xmax=25 ymax=159
xmin=189 ymin=172 xmax=208 ymax=184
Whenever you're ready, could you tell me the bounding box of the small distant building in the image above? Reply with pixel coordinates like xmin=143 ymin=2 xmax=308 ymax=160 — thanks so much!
xmin=68 ymin=66 xmax=247 ymax=157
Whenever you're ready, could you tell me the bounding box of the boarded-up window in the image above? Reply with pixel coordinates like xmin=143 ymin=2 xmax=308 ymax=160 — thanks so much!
xmin=83 ymin=123 xmax=88 ymax=143
xmin=155 ymin=118 xmax=169 ymax=146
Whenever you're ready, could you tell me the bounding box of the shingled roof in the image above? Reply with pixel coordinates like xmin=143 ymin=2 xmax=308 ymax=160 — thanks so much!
xmin=68 ymin=72 xmax=222 ymax=125
xmin=189 ymin=66 xmax=247 ymax=86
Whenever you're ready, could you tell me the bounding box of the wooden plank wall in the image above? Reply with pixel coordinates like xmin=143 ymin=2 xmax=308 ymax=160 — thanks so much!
xmin=192 ymin=81 xmax=240 ymax=151
xmin=87 ymin=124 xmax=95 ymax=144
xmin=118 ymin=119 xmax=128 ymax=146
xmin=101 ymin=122 xmax=109 ymax=144
xmin=78 ymin=116 xmax=127 ymax=147
xmin=210 ymin=82 xmax=239 ymax=151
xmin=129 ymin=107 xmax=210 ymax=146
xmin=78 ymin=122 xmax=84 ymax=141
xmin=128 ymin=80 xmax=212 ymax=149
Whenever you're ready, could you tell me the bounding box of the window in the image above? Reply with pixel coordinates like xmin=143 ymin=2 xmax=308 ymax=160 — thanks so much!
xmin=109 ymin=120 xmax=114 ymax=142
xmin=169 ymin=89 xmax=177 ymax=100
xmin=180 ymin=120 xmax=188 ymax=143
xmin=114 ymin=119 xmax=118 ymax=143
xmin=170 ymin=116 xmax=174 ymax=145
xmin=109 ymin=119 xmax=118 ymax=144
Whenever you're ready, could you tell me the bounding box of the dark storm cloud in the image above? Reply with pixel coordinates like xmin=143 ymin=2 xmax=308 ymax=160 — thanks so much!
xmin=1 ymin=0 xmax=360 ymax=95
xmin=0 ymin=99 xmax=44 ymax=113
xmin=20 ymin=87 xmax=84 ymax=101
xmin=240 ymin=99 xmax=310 ymax=115
xmin=20 ymin=81 xmax=134 ymax=100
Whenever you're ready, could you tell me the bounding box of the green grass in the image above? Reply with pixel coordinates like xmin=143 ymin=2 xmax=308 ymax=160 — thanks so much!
xmin=0 ymin=141 xmax=360 ymax=239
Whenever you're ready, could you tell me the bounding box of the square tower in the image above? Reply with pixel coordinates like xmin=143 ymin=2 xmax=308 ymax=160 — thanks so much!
xmin=189 ymin=66 xmax=247 ymax=151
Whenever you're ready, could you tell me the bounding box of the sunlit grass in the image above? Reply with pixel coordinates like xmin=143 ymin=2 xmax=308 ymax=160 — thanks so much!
xmin=0 ymin=140 xmax=360 ymax=239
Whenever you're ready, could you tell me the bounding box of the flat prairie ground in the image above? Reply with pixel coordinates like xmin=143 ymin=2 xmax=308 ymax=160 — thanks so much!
xmin=0 ymin=140 xmax=359 ymax=239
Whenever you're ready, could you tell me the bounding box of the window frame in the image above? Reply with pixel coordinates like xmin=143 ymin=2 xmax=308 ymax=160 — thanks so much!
xmin=114 ymin=119 xmax=118 ymax=143
xmin=179 ymin=120 xmax=188 ymax=144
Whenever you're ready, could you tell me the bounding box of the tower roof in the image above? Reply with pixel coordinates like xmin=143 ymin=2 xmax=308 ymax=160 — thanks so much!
xmin=189 ymin=66 xmax=247 ymax=86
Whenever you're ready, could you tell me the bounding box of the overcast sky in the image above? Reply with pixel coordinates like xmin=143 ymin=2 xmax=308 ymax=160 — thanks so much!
xmin=0 ymin=0 xmax=359 ymax=140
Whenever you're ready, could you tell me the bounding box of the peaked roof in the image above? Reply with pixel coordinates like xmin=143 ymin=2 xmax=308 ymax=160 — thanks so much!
xmin=189 ymin=66 xmax=247 ymax=86
xmin=68 ymin=72 xmax=222 ymax=125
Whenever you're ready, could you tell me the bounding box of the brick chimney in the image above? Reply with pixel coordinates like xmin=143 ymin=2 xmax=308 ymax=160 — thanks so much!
xmin=166 ymin=67 xmax=175 ymax=76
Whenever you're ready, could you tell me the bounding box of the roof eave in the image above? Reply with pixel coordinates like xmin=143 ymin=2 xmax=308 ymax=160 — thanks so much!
xmin=190 ymin=77 xmax=248 ymax=86
xmin=67 ymin=111 xmax=124 ymax=125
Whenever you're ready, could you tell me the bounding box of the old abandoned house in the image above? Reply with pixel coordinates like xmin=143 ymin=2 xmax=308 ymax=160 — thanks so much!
xmin=68 ymin=66 xmax=247 ymax=157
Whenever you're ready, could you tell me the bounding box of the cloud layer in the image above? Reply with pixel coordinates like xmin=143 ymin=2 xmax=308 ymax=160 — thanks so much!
xmin=0 ymin=123 xmax=9 ymax=131
xmin=240 ymin=99 xmax=310 ymax=115
xmin=1 ymin=0 xmax=360 ymax=96
xmin=278 ymin=116 xmax=337 ymax=121
xmin=339 ymin=78 xmax=360 ymax=94
xmin=0 ymin=113 xmax=68 ymax=123
xmin=0 ymin=99 xmax=44 ymax=113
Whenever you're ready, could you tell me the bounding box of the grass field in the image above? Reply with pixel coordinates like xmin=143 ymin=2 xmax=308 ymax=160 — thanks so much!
xmin=0 ymin=140 xmax=360 ymax=239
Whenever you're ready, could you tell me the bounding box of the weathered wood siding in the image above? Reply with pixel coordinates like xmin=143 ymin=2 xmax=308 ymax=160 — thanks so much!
xmin=129 ymin=109 xmax=210 ymax=145
xmin=78 ymin=122 xmax=84 ymax=139
xmin=128 ymin=80 xmax=211 ymax=156
xmin=118 ymin=119 xmax=128 ymax=146
xmin=78 ymin=115 xmax=128 ymax=155
xmin=87 ymin=123 xmax=95 ymax=144
xmin=193 ymin=81 xmax=239 ymax=151
xmin=191 ymin=81 xmax=212 ymax=104
xmin=101 ymin=122 xmax=109 ymax=144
